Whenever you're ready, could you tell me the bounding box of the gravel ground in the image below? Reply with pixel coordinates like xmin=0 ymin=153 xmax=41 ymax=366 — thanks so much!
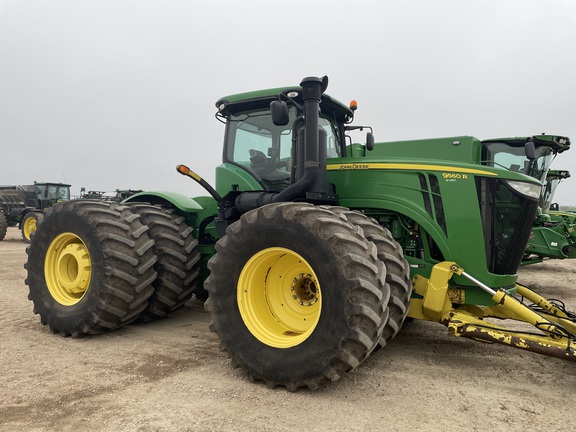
xmin=1 ymin=226 xmax=575 ymax=432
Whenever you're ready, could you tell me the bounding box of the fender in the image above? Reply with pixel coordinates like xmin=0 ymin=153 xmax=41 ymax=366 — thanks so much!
xmin=123 ymin=191 xmax=204 ymax=213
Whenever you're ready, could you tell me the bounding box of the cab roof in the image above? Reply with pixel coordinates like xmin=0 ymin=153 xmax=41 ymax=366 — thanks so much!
xmin=482 ymin=135 xmax=570 ymax=154
xmin=215 ymin=85 xmax=354 ymax=122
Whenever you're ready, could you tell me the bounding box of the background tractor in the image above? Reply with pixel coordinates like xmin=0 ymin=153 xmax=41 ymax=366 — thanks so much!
xmin=545 ymin=169 xmax=576 ymax=224
xmin=0 ymin=182 xmax=70 ymax=242
xmin=522 ymin=168 xmax=576 ymax=264
xmin=470 ymin=134 xmax=576 ymax=265
xmin=524 ymin=168 xmax=576 ymax=264
xmin=25 ymin=76 xmax=576 ymax=390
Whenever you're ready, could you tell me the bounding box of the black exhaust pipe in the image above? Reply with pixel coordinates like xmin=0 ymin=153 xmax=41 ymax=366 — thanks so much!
xmin=234 ymin=76 xmax=328 ymax=214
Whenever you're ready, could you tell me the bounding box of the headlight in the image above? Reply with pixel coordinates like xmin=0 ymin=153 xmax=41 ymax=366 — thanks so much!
xmin=504 ymin=180 xmax=542 ymax=199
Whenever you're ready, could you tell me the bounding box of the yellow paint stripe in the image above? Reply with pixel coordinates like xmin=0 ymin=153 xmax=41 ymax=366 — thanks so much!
xmin=327 ymin=163 xmax=498 ymax=176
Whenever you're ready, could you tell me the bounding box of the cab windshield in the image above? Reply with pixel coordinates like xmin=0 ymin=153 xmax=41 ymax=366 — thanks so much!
xmin=540 ymin=176 xmax=561 ymax=212
xmin=225 ymin=106 xmax=341 ymax=191
xmin=483 ymin=142 xmax=554 ymax=184
xmin=42 ymin=184 xmax=70 ymax=200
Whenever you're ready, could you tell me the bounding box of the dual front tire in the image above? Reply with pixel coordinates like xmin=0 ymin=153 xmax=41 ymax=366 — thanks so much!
xmin=205 ymin=202 xmax=410 ymax=390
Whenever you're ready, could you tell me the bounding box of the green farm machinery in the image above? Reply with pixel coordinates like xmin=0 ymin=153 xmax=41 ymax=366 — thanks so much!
xmin=0 ymin=182 xmax=70 ymax=242
xmin=523 ymin=168 xmax=576 ymax=264
xmin=544 ymin=169 xmax=576 ymax=224
xmin=25 ymin=76 xmax=576 ymax=390
xmin=79 ymin=188 xmax=143 ymax=201
xmin=467 ymin=134 xmax=576 ymax=265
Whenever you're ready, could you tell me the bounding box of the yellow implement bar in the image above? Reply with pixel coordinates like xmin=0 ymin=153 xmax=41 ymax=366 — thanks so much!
xmin=515 ymin=283 xmax=576 ymax=335
xmin=447 ymin=310 xmax=576 ymax=361
xmin=409 ymin=261 xmax=576 ymax=362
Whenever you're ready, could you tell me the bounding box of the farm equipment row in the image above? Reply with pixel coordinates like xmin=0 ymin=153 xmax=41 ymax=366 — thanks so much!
xmin=24 ymin=76 xmax=576 ymax=390
xmin=523 ymin=168 xmax=576 ymax=265
xmin=79 ymin=188 xmax=143 ymax=201
xmin=0 ymin=185 xmax=143 ymax=242
xmin=0 ymin=182 xmax=70 ymax=242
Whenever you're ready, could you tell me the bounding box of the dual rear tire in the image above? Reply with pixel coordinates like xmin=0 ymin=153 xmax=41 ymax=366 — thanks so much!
xmin=25 ymin=200 xmax=201 ymax=336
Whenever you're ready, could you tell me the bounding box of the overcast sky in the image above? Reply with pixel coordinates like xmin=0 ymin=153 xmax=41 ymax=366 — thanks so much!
xmin=1 ymin=0 xmax=575 ymax=204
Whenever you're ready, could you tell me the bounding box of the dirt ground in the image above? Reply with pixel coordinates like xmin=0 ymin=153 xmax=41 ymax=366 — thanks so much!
xmin=1 ymin=226 xmax=575 ymax=432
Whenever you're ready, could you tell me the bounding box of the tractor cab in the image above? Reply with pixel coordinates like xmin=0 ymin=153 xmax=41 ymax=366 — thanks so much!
xmin=18 ymin=182 xmax=71 ymax=208
xmin=214 ymin=82 xmax=361 ymax=194
xmin=29 ymin=182 xmax=71 ymax=209
xmin=481 ymin=135 xmax=570 ymax=184
xmin=481 ymin=136 xmax=571 ymax=216
xmin=541 ymin=169 xmax=570 ymax=213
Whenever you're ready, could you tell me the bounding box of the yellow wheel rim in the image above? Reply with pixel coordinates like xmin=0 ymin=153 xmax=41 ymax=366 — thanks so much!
xmin=23 ymin=216 xmax=37 ymax=240
xmin=237 ymin=247 xmax=321 ymax=348
xmin=44 ymin=232 xmax=92 ymax=306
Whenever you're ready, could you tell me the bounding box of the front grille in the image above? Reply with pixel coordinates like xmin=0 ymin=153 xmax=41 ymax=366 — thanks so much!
xmin=476 ymin=178 xmax=539 ymax=275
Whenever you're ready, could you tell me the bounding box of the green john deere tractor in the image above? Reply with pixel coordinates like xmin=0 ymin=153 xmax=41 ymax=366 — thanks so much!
xmin=25 ymin=76 xmax=576 ymax=390
xmin=465 ymin=135 xmax=576 ymax=265
xmin=544 ymin=169 xmax=576 ymax=224
xmin=0 ymin=182 xmax=71 ymax=242
xmin=523 ymin=168 xmax=576 ymax=264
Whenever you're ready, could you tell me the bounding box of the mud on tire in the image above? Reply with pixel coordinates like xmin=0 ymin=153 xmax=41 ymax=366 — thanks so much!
xmin=326 ymin=207 xmax=412 ymax=346
xmin=25 ymin=200 xmax=157 ymax=336
xmin=205 ymin=202 xmax=389 ymax=391
xmin=125 ymin=203 xmax=201 ymax=320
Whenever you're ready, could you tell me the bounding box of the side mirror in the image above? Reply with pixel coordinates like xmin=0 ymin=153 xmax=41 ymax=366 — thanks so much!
xmin=525 ymin=141 xmax=536 ymax=161
xmin=271 ymin=101 xmax=289 ymax=126
xmin=366 ymin=132 xmax=374 ymax=151
xmin=524 ymin=141 xmax=537 ymax=176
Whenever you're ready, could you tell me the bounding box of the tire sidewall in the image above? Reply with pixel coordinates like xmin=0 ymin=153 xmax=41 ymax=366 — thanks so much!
xmin=22 ymin=212 xmax=42 ymax=242
xmin=27 ymin=205 xmax=108 ymax=331
xmin=210 ymin=209 xmax=365 ymax=381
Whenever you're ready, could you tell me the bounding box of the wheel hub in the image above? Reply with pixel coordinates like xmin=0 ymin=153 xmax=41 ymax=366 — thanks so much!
xmin=237 ymin=247 xmax=322 ymax=348
xmin=291 ymin=273 xmax=318 ymax=306
xmin=56 ymin=243 xmax=91 ymax=294
xmin=45 ymin=233 xmax=92 ymax=305
xmin=23 ymin=217 xmax=37 ymax=239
